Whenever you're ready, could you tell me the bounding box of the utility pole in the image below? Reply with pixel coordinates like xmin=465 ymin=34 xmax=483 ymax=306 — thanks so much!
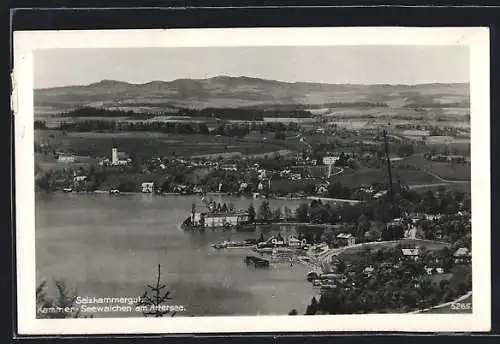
xmin=382 ymin=129 xmax=394 ymax=201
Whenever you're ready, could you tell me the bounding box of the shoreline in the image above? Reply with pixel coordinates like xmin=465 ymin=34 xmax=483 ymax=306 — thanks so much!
xmin=36 ymin=190 xmax=367 ymax=203
xmin=36 ymin=189 xmax=319 ymax=201
xmin=307 ymin=196 xmax=362 ymax=204
xmin=179 ymin=221 xmax=353 ymax=232
xmin=37 ymin=192 xmax=468 ymax=317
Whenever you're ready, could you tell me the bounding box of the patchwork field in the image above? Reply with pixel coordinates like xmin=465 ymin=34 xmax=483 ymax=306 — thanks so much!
xmin=35 ymin=153 xmax=95 ymax=172
xmin=401 ymin=154 xmax=471 ymax=181
xmin=34 ymin=130 xmax=302 ymax=159
xmin=331 ymin=167 xmax=441 ymax=188
xmin=426 ymin=163 xmax=471 ymax=181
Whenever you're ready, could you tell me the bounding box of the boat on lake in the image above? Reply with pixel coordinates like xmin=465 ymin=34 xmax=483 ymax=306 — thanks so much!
xmin=244 ymin=255 xmax=270 ymax=268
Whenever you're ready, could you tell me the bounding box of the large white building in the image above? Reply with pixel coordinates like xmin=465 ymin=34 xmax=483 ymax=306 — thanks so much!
xmin=58 ymin=155 xmax=76 ymax=163
xmin=322 ymin=156 xmax=340 ymax=166
xmin=190 ymin=211 xmax=249 ymax=228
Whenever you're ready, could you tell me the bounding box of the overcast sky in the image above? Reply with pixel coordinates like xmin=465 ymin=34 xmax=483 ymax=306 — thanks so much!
xmin=34 ymin=46 xmax=469 ymax=89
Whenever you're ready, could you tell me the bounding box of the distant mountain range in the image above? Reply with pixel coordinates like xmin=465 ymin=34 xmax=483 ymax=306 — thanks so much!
xmin=34 ymin=75 xmax=470 ymax=113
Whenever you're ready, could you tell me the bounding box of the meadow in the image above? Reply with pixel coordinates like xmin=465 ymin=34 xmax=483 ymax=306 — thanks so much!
xmin=401 ymin=154 xmax=471 ymax=181
xmin=331 ymin=167 xmax=441 ymax=188
xmin=35 ymin=130 xmax=301 ymax=159
xmin=337 ymin=239 xmax=450 ymax=264
xmin=409 ymin=183 xmax=471 ymax=194
xmin=426 ymin=163 xmax=471 ymax=181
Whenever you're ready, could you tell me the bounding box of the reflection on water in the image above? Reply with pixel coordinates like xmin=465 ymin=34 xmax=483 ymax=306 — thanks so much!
xmin=36 ymin=193 xmax=317 ymax=317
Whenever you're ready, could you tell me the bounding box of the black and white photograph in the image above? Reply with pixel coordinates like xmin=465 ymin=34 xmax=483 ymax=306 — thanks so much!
xmin=13 ymin=27 xmax=491 ymax=334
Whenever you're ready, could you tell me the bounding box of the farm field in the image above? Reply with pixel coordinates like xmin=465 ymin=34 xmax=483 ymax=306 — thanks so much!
xmin=425 ymin=142 xmax=470 ymax=156
xmin=426 ymin=163 xmax=471 ymax=181
xmin=34 ymin=130 xmax=303 ymax=159
xmin=401 ymin=154 xmax=471 ymax=181
xmin=331 ymin=167 xmax=441 ymax=188
xmin=426 ymin=136 xmax=471 ymax=145
xmin=34 ymin=152 xmax=96 ymax=172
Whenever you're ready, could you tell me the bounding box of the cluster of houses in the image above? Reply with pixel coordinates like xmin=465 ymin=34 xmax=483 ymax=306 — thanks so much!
xmin=54 ymin=144 xmax=346 ymax=196
xmin=386 ymin=211 xmax=470 ymax=241
xmin=144 ymin=157 xmax=220 ymax=172
xmin=400 ymin=245 xmax=471 ymax=271
xmin=139 ymin=181 xmax=198 ymax=194
xmin=55 ymin=147 xmax=133 ymax=169
xmin=278 ymin=169 xmax=303 ymax=181
xmin=308 ymin=244 xmax=472 ymax=294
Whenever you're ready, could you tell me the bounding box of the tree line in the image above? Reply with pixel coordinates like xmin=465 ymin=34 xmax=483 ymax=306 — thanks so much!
xmin=244 ymin=101 xmax=388 ymax=111
xmin=180 ymin=107 xmax=314 ymax=120
xmin=56 ymin=107 xmax=155 ymax=118
xmin=56 ymin=120 xmax=211 ymax=135
xmin=290 ymin=188 xmax=470 ymax=241
xmin=53 ymin=106 xmax=317 ymax=121
xmin=35 ymin=119 xmax=304 ymax=138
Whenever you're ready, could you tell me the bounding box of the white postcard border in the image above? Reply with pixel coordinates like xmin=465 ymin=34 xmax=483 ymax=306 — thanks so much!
xmin=13 ymin=27 xmax=491 ymax=335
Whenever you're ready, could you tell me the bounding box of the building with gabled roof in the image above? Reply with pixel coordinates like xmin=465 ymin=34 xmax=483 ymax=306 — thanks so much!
xmin=336 ymin=233 xmax=355 ymax=247
xmin=401 ymin=248 xmax=420 ymax=261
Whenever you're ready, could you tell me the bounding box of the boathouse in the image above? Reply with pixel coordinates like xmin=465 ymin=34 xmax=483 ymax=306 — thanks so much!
xmin=141 ymin=182 xmax=155 ymax=193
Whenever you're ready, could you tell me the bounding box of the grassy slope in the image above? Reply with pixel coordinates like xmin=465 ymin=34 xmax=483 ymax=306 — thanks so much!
xmin=338 ymin=239 xmax=450 ymax=264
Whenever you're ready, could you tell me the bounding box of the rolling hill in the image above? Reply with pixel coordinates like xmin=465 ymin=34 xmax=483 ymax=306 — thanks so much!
xmin=34 ymin=76 xmax=470 ymax=114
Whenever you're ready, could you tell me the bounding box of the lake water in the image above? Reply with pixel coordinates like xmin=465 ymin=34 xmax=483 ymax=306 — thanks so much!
xmin=35 ymin=193 xmax=318 ymax=317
